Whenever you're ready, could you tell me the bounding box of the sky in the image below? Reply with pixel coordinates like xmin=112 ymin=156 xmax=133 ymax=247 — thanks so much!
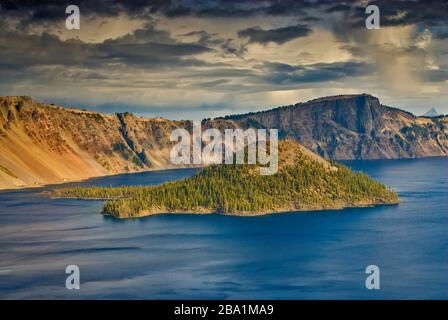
xmin=0 ymin=0 xmax=448 ymax=119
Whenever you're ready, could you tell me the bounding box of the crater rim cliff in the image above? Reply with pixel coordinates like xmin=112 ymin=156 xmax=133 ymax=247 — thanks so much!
xmin=0 ymin=94 xmax=447 ymax=190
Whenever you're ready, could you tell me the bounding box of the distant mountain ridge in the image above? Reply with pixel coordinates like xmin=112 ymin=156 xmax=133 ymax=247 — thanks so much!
xmin=422 ymin=107 xmax=442 ymax=118
xmin=221 ymin=94 xmax=448 ymax=160
xmin=1 ymin=94 xmax=448 ymax=190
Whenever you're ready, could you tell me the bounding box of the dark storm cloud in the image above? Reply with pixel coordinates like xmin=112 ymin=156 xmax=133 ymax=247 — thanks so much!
xmin=0 ymin=0 xmax=331 ymax=25
xmin=181 ymin=30 xmax=247 ymax=57
xmin=0 ymin=24 xmax=212 ymax=74
xmin=0 ymin=0 xmax=162 ymax=19
xmin=182 ymin=30 xmax=219 ymax=46
xmin=259 ymin=61 xmax=372 ymax=85
xmin=149 ymin=0 xmax=324 ymax=18
xmin=325 ymin=3 xmax=352 ymax=13
xmin=219 ymin=41 xmax=247 ymax=57
xmin=0 ymin=0 xmax=330 ymax=23
xmin=2 ymin=0 xmax=447 ymax=29
xmin=100 ymin=37 xmax=211 ymax=67
xmin=338 ymin=0 xmax=448 ymax=28
xmin=1 ymin=0 xmax=448 ymax=115
xmin=238 ymin=24 xmax=312 ymax=45
xmin=379 ymin=0 xmax=448 ymax=27
xmin=421 ymin=69 xmax=448 ymax=82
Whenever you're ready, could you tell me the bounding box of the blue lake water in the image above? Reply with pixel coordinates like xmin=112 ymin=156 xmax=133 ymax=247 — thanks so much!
xmin=0 ymin=159 xmax=447 ymax=299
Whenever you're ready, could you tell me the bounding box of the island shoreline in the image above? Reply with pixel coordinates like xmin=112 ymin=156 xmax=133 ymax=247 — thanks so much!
xmin=101 ymin=200 xmax=400 ymax=219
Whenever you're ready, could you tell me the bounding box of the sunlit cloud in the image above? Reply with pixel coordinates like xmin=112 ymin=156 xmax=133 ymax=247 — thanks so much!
xmin=0 ymin=0 xmax=447 ymax=118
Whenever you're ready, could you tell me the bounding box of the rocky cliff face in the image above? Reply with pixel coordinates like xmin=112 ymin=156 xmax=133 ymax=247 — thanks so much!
xmin=1 ymin=94 xmax=448 ymax=190
xmin=221 ymin=94 xmax=448 ymax=160
xmin=0 ymin=96 xmax=186 ymax=189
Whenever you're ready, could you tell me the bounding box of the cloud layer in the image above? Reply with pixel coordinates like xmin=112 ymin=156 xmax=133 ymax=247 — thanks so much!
xmin=1 ymin=0 xmax=448 ymax=118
